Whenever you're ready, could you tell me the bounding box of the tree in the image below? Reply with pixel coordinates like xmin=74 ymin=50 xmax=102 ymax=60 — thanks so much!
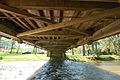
xmin=82 ymin=45 xmax=86 ymax=56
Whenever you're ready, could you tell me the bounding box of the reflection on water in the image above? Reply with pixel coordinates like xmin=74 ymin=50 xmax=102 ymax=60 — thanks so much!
xmin=89 ymin=60 xmax=120 ymax=66
xmin=28 ymin=60 xmax=120 ymax=80
xmin=91 ymin=60 xmax=120 ymax=76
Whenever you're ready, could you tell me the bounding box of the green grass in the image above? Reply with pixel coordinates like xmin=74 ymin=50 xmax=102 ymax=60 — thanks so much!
xmin=0 ymin=53 xmax=49 ymax=61
xmin=66 ymin=55 xmax=91 ymax=62
xmin=0 ymin=52 xmax=119 ymax=62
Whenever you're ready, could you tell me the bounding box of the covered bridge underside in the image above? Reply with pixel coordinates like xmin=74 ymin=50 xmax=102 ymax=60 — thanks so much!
xmin=0 ymin=0 xmax=120 ymax=58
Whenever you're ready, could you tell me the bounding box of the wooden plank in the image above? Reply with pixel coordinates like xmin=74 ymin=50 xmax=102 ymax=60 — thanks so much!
xmin=35 ymin=40 xmax=73 ymax=44
xmin=42 ymin=45 xmax=70 ymax=48
xmin=24 ymin=18 xmax=37 ymax=29
xmin=27 ymin=34 xmax=78 ymax=37
xmin=20 ymin=37 xmax=39 ymax=40
xmin=0 ymin=23 xmax=19 ymax=40
xmin=78 ymin=9 xmax=98 ymax=29
xmin=49 ymin=10 xmax=54 ymax=21
xmin=72 ymin=0 xmax=120 ymax=3
xmin=71 ymin=11 xmax=81 ymax=28
xmin=38 ymin=10 xmax=46 ymax=27
xmin=64 ymin=27 xmax=89 ymax=36
xmin=0 ymin=23 xmax=41 ymax=47
xmin=0 ymin=4 xmax=55 ymax=24
xmin=27 ymin=10 xmax=46 ymax=27
xmin=17 ymin=7 xmax=120 ymax=37
xmin=59 ymin=10 xmax=63 ymax=22
xmin=3 ymin=0 xmax=120 ymax=10
xmin=77 ymin=19 xmax=120 ymax=45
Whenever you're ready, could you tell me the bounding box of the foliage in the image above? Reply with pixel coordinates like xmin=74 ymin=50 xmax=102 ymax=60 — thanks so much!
xmin=66 ymin=55 xmax=92 ymax=62
xmin=94 ymin=56 xmax=115 ymax=61
xmin=0 ymin=56 xmax=3 ymax=60
xmin=66 ymin=34 xmax=120 ymax=57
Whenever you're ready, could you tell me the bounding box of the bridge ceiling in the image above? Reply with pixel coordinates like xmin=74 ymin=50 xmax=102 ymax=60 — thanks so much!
xmin=0 ymin=0 xmax=120 ymax=50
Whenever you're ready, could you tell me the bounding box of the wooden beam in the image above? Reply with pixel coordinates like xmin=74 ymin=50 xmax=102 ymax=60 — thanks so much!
xmin=27 ymin=10 xmax=46 ymax=27
xmin=38 ymin=10 xmax=46 ymax=27
xmin=92 ymin=19 xmax=120 ymax=40
xmin=3 ymin=0 xmax=120 ymax=10
xmin=0 ymin=23 xmax=42 ymax=47
xmin=24 ymin=18 xmax=37 ymax=29
xmin=3 ymin=12 xmax=27 ymax=30
xmin=0 ymin=4 xmax=55 ymax=24
xmin=17 ymin=7 xmax=120 ymax=37
xmin=64 ymin=27 xmax=89 ymax=36
xmin=59 ymin=10 xmax=63 ymax=22
xmin=12 ymin=14 xmax=31 ymax=30
xmin=27 ymin=34 xmax=79 ymax=37
xmin=71 ymin=10 xmax=81 ymax=28
xmin=20 ymin=37 xmax=39 ymax=40
xmin=41 ymin=44 xmax=70 ymax=48
xmin=77 ymin=19 xmax=120 ymax=45
xmin=0 ymin=23 xmax=19 ymax=40
xmin=49 ymin=10 xmax=54 ymax=21
xmin=35 ymin=40 xmax=74 ymax=45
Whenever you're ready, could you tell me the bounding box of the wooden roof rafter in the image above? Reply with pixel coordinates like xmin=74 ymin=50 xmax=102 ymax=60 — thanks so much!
xmin=12 ymin=14 xmax=31 ymax=30
xmin=77 ymin=19 xmax=120 ymax=45
xmin=17 ymin=7 xmax=120 ymax=37
xmin=2 ymin=12 xmax=27 ymax=30
xmin=24 ymin=18 xmax=38 ymax=29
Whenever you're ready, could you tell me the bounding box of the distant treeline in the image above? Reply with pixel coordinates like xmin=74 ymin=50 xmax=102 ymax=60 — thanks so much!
xmin=66 ymin=34 xmax=120 ymax=56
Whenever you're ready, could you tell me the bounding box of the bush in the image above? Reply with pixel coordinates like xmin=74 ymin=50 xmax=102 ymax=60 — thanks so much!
xmin=0 ymin=56 xmax=3 ymax=60
xmin=94 ymin=56 xmax=115 ymax=61
xmin=38 ymin=52 xmax=45 ymax=54
xmin=66 ymin=55 xmax=86 ymax=62
xmin=22 ymin=52 xmax=31 ymax=54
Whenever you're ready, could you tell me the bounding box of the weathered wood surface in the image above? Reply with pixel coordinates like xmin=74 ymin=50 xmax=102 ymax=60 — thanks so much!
xmin=0 ymin=0 xmax=120 ymax=53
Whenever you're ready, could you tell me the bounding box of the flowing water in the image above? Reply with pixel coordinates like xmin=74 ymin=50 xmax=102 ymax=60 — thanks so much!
xmin=28 ymin=60 xmax=120 ymax=80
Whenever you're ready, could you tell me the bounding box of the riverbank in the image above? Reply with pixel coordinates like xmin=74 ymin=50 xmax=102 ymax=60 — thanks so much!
xmin=0 ymin=53 xmax=119 ymax=62
xmin=0 ymin=54 xmax=49 ymax=61
xmin=0 ymin=61 xmax=47 ymax=80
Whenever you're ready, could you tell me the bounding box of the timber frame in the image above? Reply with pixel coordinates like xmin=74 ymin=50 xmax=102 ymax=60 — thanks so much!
xmin=0 ymin=0 xmax=120 ymax=58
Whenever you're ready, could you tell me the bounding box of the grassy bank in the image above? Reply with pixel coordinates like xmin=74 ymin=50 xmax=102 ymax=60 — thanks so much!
xmin=0 ymin=53 xmax=49 ymax=61
xmin=0 ymin=53 xmax=119 ymax=62
xmin=66 ymin=55 xmax=120 ymax=62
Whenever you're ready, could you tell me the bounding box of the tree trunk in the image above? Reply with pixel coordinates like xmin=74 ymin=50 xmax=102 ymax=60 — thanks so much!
xmin=82 ymin=45 xmax=86 ymax=56
xmin=16 ymin=44 xmax=20 ymax=53
xmin=9 ymin=40 xmax=14 ymax=54
xmin=72 ymin=49 xmax=74 ymax=55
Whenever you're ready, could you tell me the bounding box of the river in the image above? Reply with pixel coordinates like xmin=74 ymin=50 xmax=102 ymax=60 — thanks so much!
xmin=0 ymin=60 xmax=120 ymax=80
xmin=28 ymin=60 xmax=120 ymax=80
